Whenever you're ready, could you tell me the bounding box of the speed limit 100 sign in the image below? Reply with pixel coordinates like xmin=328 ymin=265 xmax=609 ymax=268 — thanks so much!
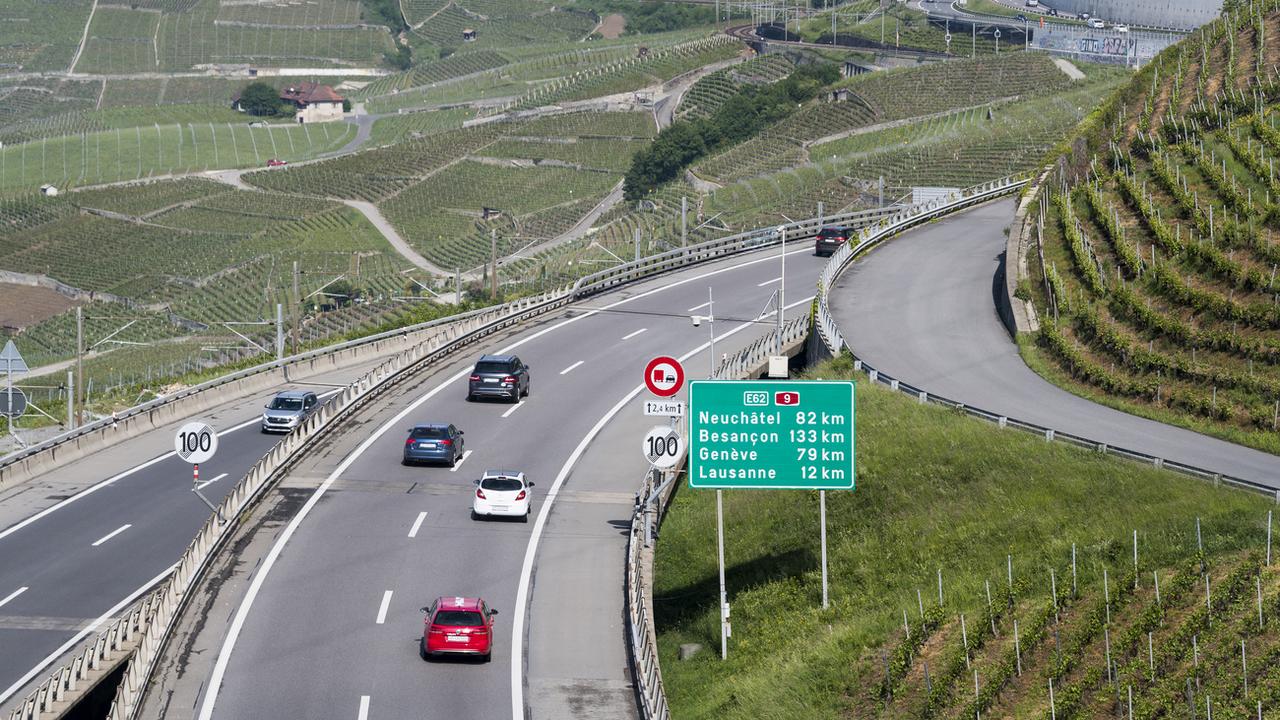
xmin=642 ymin=425 xmax=685 ymax=469
xmin=174 ymin=421 xmax=219 ymax=464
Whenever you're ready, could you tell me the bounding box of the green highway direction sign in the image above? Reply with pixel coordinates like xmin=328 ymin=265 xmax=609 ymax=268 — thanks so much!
xmin=688 ymin=380 xmax=855 ymax=490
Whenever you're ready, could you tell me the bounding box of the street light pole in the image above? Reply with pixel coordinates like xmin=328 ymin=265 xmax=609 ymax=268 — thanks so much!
xmin=777 ymin=225 xmax=786 ymax=353
xmin=75 ymin=305 xmax=83 ymax=427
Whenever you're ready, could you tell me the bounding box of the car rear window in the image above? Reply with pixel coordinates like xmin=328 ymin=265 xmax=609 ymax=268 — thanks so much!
xmin=474 ymin=361 xmax=513 ymax=374
xmin=433 ymin=611 xmax=484 ymax=627
xmin=269 ymin=397 xmax=303 ymax=411
xmin=481 ymin=477 xmax=523 ymax=491
xmin=818 ymin=228 xmax=846 ymax=238
xmin=412 ymin=427 xmax=448 ymax=439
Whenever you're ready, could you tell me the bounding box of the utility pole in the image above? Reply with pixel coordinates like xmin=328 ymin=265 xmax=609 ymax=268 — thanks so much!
xmin=66 ymin=370 xmax=73 ymax=428
xmin=490 ymin=228 xmax=498 ymax=299
xmin=777 ymin=225 xmax=786 ymax=352
xmin=291 ymin=260 xmax=300 ymax=353
xmin=275 ymin=303 xmax=284 ymax=364
xmin=455 ymin=267 xmax=461 ymax=304
xmin=681 ymin=196 xmax=688 ymax=252
xmin=75 ymin=306 xmax=83 ymax=427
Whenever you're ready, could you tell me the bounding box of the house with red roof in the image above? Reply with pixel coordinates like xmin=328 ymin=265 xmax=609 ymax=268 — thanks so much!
xmin=279 ymin=82 xmax=345 ymax=124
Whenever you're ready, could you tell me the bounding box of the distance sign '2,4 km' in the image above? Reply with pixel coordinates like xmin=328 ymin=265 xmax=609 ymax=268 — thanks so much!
xmin=688 ymin=380 xmax=855 ymax=489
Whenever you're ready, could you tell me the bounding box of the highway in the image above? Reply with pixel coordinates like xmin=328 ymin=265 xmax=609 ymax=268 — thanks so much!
xmin=0 ymin=360 xmax=398 ymax=710
xmin=829 ymin=199 xmax=1280 ymax=487
xmin=180 ymin=244 xmax=821 ymax=720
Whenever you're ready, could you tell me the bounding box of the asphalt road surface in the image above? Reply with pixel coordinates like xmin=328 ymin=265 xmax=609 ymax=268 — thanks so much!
xmin=0 ymin=355 xmax=410 ymax=711
xmin=196 ymin=244 xmax=821 ymax=720
xmin=830 ymin=198 xmax=1280 ymax=487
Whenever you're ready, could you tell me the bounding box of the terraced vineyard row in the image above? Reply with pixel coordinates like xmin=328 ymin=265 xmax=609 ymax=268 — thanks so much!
xmin=677 ymin=53 xmax=795 ymax=120
xmin=1031 ymin=4 xmax=1280 ymax=448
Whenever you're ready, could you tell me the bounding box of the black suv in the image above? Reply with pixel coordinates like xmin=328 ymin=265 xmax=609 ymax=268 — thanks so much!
xmin=468 ymin=354 xmax=530 ymax=403
xmin=814 ymin=225 xmax=851 ymax=257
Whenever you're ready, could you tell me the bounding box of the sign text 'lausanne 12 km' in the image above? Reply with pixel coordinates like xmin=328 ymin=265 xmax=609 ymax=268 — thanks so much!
xmin=689 ymin=380 xmax=855 ymax=490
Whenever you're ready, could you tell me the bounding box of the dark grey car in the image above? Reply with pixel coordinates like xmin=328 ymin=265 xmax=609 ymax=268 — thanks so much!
xmin=261 ymin=390 xmax=320 ymax=433
xmin=403 ymin=424 xmax=464 ymax=466
xmin=467 ymin=355 xmax=530 ymax=403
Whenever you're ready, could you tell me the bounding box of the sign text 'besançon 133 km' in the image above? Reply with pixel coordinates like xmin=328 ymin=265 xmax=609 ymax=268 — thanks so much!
xmin=688 ymin=380 xmax=855 ymax=490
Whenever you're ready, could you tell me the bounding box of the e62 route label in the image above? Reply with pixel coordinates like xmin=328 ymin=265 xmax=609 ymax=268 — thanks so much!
xmin=688 ymin=380 xmax=855 ymax=489
xmin=174 ymin=421 xmax=218 ymax=465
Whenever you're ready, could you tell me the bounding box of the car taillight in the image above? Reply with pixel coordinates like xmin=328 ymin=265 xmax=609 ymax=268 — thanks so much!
xmin=406 ymin=437 xmax=415 ymax=445
xmin=428 ymin=626 xmax=445 ymax=634
xmin=515 ymin=490 xmax=526 ymax=501
xmin=439 ymin=439 xmax=452 ymax=446
xmin=503 ymin=375 xmax=517 ymax=384
xmin=476 ymin=489 xmax=486 ymax=499
xmin=470 ymin=374 xmax=481 ymax=381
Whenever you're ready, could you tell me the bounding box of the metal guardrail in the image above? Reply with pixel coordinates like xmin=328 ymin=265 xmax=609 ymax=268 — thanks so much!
xmin=813 ymin=177 xmax=1280 ymax=500
xmin=5 ymin=192 xmax=897 ymax=720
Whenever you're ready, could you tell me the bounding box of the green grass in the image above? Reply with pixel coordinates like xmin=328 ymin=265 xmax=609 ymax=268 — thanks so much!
xmin=655 ymin=354 xmax=1274 ymax=720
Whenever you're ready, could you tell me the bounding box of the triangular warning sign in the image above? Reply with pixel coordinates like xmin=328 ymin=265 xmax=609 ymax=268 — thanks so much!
xmin=0 ymin=340 xmax=29 ymax=374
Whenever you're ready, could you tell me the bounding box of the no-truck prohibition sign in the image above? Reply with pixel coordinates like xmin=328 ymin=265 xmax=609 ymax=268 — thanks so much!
xmin=644 ymin=356 xmax=684 ymax=398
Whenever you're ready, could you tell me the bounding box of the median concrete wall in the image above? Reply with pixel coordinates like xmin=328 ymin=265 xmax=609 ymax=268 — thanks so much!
xmin=999 ymin=167 xmax=1049 ymax=337
xmin=1046 ymin=0 xmax=1221 ymax=30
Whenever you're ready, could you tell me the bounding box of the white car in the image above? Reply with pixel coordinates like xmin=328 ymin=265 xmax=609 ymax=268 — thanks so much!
xmin=1087 ymin=17 xmax=1105 ymax=28
xmin=1113 ymin=23 xmax=1129 ymax=32
xmin=472 ymin=470 xmax=534 ymax=522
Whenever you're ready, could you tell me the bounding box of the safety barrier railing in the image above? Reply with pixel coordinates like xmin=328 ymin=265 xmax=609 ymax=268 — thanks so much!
xmin=812 ymin=177 xmax=1280 ymax=499
xmin=715 ymin=313 xmax=810 ymax=380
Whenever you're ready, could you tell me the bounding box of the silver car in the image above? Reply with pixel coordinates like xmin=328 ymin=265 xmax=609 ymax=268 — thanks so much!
xmin=261 ymin=390 xmax=319 ymax=433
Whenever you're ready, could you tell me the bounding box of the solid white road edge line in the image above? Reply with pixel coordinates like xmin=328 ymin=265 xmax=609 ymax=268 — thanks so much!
xmin=757 ymin=276 xmax=782 ymax=287
xmin=559 ymin=360 xmax=584 ymax=375
xmin=449 ymin=450 xmax=473 ymax=472
xmin=408 ymin=512 xmax=428 ymax=538
xmin=375 ymin=591 xmax=393 ymax=625
xmin=358 ymin=695 xmax=370 ymax=720
xmin=621 ymin=328 xmax=647 ymax=340
xmin=0 ymin=586 xmax=28 ymax=610
xmin=91 ymin=524 xmax=132 ymax=547
xmin=0 ymin=564 xmax=176 ymax=707
xmin=197 ymin=248 xmax=813 ymax=720
xmin=508 ymin=295 xmax=814 ymax=720
xmin=195 ymin=473 xmax=228 ymax=490
xmin=0 ymin=388 xmax=342 ymax=544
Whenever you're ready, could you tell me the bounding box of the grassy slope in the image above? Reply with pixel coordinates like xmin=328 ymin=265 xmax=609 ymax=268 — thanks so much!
xmin=655 ymin=355 xmax=1272 ymax=719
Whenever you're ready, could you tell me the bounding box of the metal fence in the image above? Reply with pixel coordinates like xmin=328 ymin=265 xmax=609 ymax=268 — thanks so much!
xmin=813 ymin=178 xmax=1280 ymax=500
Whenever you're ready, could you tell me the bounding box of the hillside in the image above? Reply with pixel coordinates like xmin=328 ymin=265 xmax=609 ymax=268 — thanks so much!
xmin=1025 ymin=5 xmax=1280 ymax=452
xmin=655 ymin=356 xmax=1276 ymax=719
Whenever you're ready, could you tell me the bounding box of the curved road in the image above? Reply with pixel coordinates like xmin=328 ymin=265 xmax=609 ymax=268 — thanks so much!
xmin=830 ymin=199 xmax=1279 ymax=487
xmin=182 ymin=244 xmax=821 ymax=720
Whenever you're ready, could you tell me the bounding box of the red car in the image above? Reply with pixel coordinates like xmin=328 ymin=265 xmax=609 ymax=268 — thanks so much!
xmin=266 ymin=158 xmax=288 ymax=167
xmin=420 ymin=596 xmax=497 ymax=661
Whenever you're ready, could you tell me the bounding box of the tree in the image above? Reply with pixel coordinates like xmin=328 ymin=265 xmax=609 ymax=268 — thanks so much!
xmin=239 ymin=82 xmax=281 ymax=116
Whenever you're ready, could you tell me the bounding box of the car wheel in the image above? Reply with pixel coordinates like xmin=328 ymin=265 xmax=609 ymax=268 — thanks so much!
xmin=523 ymin=382 xmax=530 ymax=398
xmin=449 ymin=452 xmax=458 ymax=468
xmin=402 ymin=458 xmax=412 ymax=466
xmin=482 ymin=649 xmax=492 ymax=663
xmin=471 ymin=509 xmax=481 ymax=521
xmin=466 ymin=392 xmax=474 ymax=402
xmin=521 ymin=511 xmax=529 ymax=523
xmin=420 ymin=639 xmax=429 ymax=661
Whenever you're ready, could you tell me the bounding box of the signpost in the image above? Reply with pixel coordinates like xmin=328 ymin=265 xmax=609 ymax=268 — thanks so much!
xmin=175 ymin=421 xmax=224 ymax=523
xmin=1 ymin=340 xmax=29 ymax=444
xmin=689 ymin=379 xmax=857 ymax=655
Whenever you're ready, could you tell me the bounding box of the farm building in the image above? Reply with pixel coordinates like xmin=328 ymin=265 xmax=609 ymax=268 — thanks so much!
xmin=280 ymin=83 xmax=346 ymax=124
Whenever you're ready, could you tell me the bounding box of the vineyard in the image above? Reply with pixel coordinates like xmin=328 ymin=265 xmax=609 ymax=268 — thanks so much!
xmin=1028 ymin=3 xmax=1280 ymax=450
xmin=654 ymin=358 xmax=1278 ymax=720
xmin=676 ymin=53 xmax=796 ymax=120
xmin=0 ymin=0 xmax=93 ymax=71
xmin=75 ymin=7 xmax=161 ymax=74
xmin=0 ymin=120 xmax=355 ymax=196
xmin=692 ymin=52 xmax=1094 ymax=184
xmin=409 ymin=2 xmax=595 ymax=55
xmin=810 ymin=82 xmax=1123 ymax=190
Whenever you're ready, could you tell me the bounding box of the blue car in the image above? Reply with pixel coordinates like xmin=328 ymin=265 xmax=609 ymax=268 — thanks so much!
xmin=403 ymin=423 xmax=465 ymax=466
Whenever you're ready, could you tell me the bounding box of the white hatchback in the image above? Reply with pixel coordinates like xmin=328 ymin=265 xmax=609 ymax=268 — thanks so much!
xmin=472 ymin=470 xmax=534 ymax=522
